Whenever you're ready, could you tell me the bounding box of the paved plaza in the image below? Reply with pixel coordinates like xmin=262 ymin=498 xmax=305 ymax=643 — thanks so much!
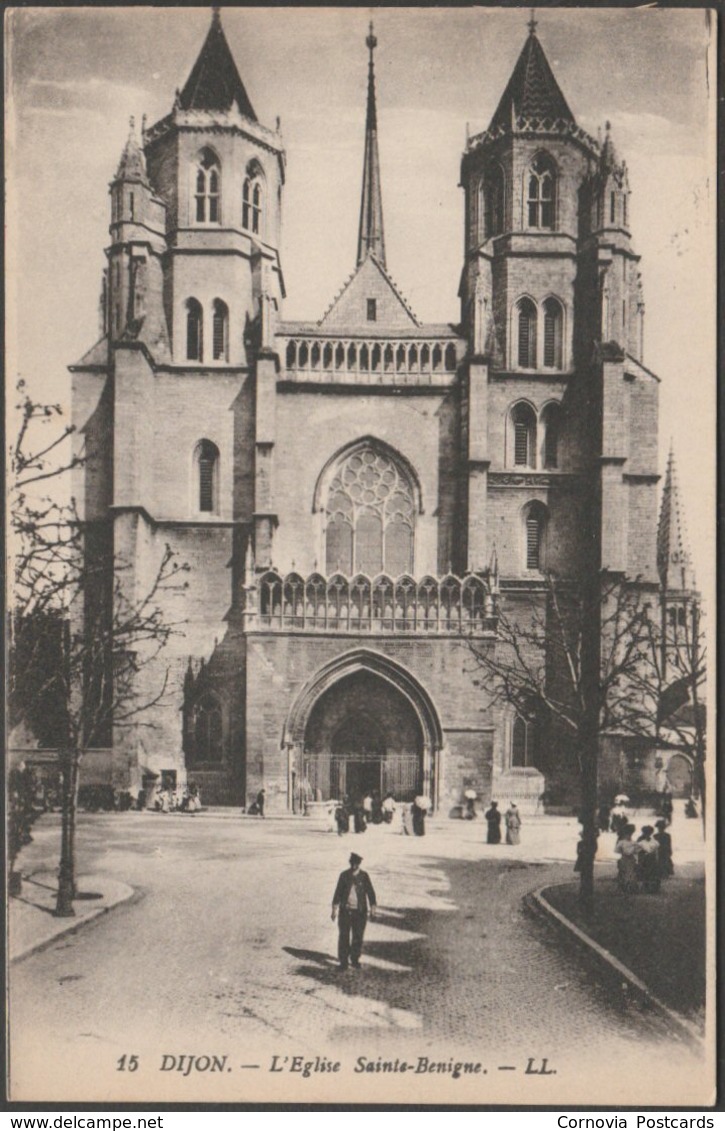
xmin=8 ymin=810 xmax=711 ymax=1105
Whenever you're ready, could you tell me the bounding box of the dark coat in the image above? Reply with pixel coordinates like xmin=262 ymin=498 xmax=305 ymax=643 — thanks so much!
xmin=332 ymin=868 xmax=377 ymax=914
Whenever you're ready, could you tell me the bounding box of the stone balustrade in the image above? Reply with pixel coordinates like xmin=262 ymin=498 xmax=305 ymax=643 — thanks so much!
xmin=280 ymin=337 xmax=459 ymax=385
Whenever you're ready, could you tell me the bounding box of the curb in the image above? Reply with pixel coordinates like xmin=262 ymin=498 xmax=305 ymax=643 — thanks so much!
xmin=524 ymin=885 xmax=704 ymax=1050
xmin=10 ymin=878 xmax=136 ymax=964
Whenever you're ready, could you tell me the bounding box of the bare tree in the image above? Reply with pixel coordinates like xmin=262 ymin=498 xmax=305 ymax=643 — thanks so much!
xmin=9 ymin=383 xmax=189 ymax=915
xmin=469 ymin=572 xmax=662 ymax=911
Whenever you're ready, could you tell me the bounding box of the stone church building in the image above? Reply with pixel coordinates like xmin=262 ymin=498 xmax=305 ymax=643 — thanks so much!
xmin=70 ymin=11 xmax=694 ymax=812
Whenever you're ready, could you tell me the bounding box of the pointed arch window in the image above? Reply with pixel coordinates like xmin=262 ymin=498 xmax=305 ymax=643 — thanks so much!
xmin=324 ymin=445 xmax=416 ymax=576
xmin=527 ymin=154 xmax=556 ymax=230
xmin=243 ymin=164 xmax=265 ymax=235
xmin=517 ymin=299 xmax=537 ymax=369
xmin=523 ymin=501 xmax=547 ymax=572
xmin=484 ymin=163 xmax=505 ymax=239
xmin=541 ymin=402 xmax=562 ymax=470
xmin=212 ymin=299 xmax=229 ymax=362
xmin=194 ymin=148 xmax=221 ymax=224
xmin=512 ymin=716 xmax=528 ymax=767
xmin=510 ymin=402 xmax=537 ymax=468
xmin=186 ymin=298 xmax=203 ymax=361
xmin=195 ymin=440 xmax=220 ymax=514
xmin=193 ymin=695 xmax=223 ymax=763
xmin=543 ymin=298 xmax=563 ymax=369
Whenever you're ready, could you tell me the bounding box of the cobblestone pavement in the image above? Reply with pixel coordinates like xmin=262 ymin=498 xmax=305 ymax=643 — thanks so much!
xmin=9 ymin=814 xmax=711 ymax=1105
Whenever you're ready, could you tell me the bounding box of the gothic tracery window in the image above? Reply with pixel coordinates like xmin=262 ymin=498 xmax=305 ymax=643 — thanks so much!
xmin=527 ymin=154 xmax=555 ymax=230
xmin=194 ymin=148 xmax=221 ymax=224
xmin=243 ymin=164 xmax=264 ymax=235
xmin=325 ymin=446 xmax=416 ymax=576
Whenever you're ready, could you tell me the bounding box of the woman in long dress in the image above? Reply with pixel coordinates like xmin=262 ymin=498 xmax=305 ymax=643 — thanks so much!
xmin=504 ymin=803 xmax=521 ymax=845
xmin=615 ymin=823 xmax=641 ymax=894
xmin=484 ymin=801 xmax=502 ymax=844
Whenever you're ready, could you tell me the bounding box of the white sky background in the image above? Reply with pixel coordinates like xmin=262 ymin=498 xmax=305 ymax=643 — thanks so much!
xmin=6 ymin=5 xmax=716 ymax=592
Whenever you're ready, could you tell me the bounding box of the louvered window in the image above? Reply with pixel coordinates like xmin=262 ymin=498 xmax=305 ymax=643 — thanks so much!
xmin=543 ymin=299 xmax=563 ymax=369
xmin=186 ymin=299 xmax=203 ymax=361
xmin=212 ymin=300 xmax=228 ymax=362
xmin=517 ymin=300 xmax=537 ymax=368
xmin=196 ymin=440 xmax=219 ymax=514
xmin=610 ymin=192 xmax=616 ymax=224
xmin=525 ymin=511 xmax=545 ymax=571
xmin=514 ymin=423 xmax=529 ymax=466
xmin=199 ymin=458 xmax=214 ymax=512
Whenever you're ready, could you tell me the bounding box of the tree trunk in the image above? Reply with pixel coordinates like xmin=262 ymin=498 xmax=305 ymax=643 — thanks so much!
xmin=54 ymin=747 xmax=80 ymax=917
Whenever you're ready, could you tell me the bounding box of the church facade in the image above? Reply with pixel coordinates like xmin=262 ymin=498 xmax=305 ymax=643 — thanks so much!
xmin=70 ymin=11 xmax=687 ymax=812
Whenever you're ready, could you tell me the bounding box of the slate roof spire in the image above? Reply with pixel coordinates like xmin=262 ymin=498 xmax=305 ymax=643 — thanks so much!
xmin=657 ymin=444 xmax=696 ymax=591
xmin=114 ymin=116 xmax=148 ymax=184
xmin=488 ymin=15 xmax=576 ymax=133
xmin=179 ymin=7 xmax=257 ymax=120
xmin=356 ymin=21 xmax=386 ymax=268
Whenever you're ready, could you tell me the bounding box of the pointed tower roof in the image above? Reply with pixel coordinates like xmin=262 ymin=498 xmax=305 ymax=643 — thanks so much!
xmin=179 ymin=8 xmax=257 ymax=120
xmin=356 ymin=22 xmax=386 ymax=268
xmin=488 ymin=16 xmax=575 ymax=133
xmin=657 ymin=446 xmax=696 ymax=591
xmin=114 ymin=116 xmax=148 ymax=184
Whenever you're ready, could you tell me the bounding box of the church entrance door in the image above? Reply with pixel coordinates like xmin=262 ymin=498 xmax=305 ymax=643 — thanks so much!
xmin=302 ymin=668 xmax=426 ymax=803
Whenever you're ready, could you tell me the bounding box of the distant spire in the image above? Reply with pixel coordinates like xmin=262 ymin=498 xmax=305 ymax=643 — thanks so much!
xmin=657 ymin=445 xmax=696 ymax=591
xmin=356 ymin=21 xmax=386 ymax=268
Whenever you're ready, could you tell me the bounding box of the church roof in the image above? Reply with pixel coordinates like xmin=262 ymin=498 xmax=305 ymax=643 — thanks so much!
xmin=489 ymin=26 xmax=575 ymax=132
xmin=657 ymin=446 xmax=696 ymax=592
xmin=318 ymin=254 xmax=420 ymax=331
xmin=178 ymin=9 xmax=257 ymax=120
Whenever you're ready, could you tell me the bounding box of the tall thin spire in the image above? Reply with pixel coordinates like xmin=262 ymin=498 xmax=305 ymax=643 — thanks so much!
xmin=356 ymin=21 xmax=386 ymax=268
xmin=657 ymin=444 xmax=696 ymax=591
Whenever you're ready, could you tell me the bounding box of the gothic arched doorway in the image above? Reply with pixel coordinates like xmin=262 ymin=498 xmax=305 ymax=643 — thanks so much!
xmin=286 ymin=650 xmax=441 ymax=806
xmin=304 ymin=671 xmax=423 ymax=802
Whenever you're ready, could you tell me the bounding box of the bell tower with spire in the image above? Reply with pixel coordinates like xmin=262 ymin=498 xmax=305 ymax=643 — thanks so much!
xmin=142 ymin=6 xmax=286 ymax=365
xmin=459 ymin=12 xmax=658 ymax=586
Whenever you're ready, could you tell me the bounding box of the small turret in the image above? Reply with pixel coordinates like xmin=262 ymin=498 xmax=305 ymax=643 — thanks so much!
xmin=106 ymin=116 xmax=169 ymax=354
xmin=658 ymin=446 xmax=696 ymax=593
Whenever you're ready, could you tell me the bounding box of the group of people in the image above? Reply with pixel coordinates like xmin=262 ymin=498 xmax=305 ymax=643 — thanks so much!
xmin=614 ymin=820 xmax=674 ymax=894
xmin=152 ymin=782 xmax=202 ymax=813
xmin=484 ymin=800 xmax=522 ymax=845
xmin=332 ymin=791 xmax=400 ymax=835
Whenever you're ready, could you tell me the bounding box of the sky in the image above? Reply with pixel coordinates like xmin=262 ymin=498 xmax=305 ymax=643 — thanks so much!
xmin=6 ymin=5 xmax=716 ymax=593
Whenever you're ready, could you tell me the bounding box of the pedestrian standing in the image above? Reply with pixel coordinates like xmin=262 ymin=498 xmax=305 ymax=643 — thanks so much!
xmin=382 ymin=792 xmax=396 ymax=824
xmin=636 ymin=826 xmax=661 ymax=893
xmin=331 ymin=852 xmax=377 ymax=970
xmin=411 ymin=796 xmax=428 ymax=836
xmin=654 ymin=818 xmax=674 ymax=878
xmin=485 ymin=800 xmax=502 ymax=844
xmin=256 ymin=787 xmax=266 ymax=817
xmin=615 ymin=823 xmax=641 ymax=893
xmin=504 ymin=802 xmax=521 ymax=845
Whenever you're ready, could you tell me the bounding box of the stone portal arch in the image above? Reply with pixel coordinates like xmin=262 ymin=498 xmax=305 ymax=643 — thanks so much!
xmin=285 ymin=649 xmax=442 ymax=805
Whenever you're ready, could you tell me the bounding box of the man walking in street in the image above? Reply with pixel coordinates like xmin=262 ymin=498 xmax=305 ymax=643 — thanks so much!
xmin=331 ymin=852 xmax=377 ymax=971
